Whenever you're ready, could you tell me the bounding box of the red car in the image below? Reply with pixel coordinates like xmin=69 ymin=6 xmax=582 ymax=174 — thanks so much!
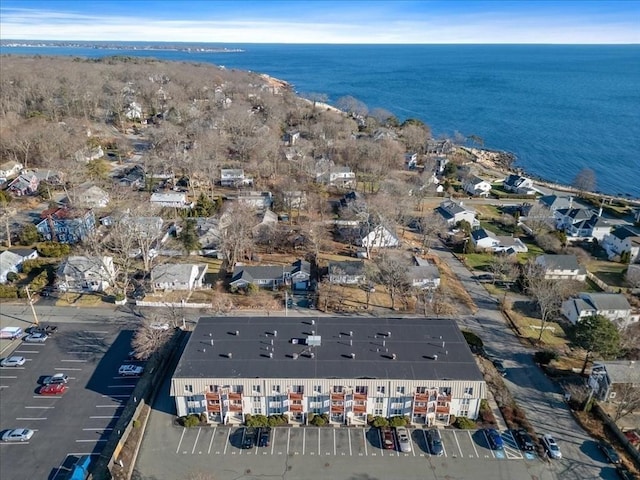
xmin=380 ymin=427 xmax=395 ymax=450
xmin=39 ymin=383 xmax=68 ymax=395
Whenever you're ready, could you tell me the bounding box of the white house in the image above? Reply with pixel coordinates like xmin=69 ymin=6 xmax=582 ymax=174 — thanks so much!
xmin=57 ymin=256 xmax=115 ymax=293
xmin=554 ymin=207 xmax=611 ymax=241
xmin=535 ymin=254 xmax=586 ymax=281
xmin=125 ymin=102 xmax=142 ymax=120
xmin=0 ymin=248 xmax=38 ymax=284
xmin=150 ymin=192 xmax=193 ymax=209
xmin=151 ymin=263 xmax=208 ymax=291
xmin=220 ymin=168 xmax=252 ymax=187
xmin=316 ymin=165 xmax=356 ymax=188
xmin=76 ymin=184 xmax=110 ymax=208
xmin=404 ymin=153 xmax=418 ymax=170
xmin=360 ymin=225 xmax=400 ymax=249
xmin=503 ymin=174 xmax=535 ymax=195
xmin=408 ymin=257 xmax=441 ymax=289
xmin=602 ymin=226 xmax=640 ymax=262
xmin=233 ymin=191 xmax=273 ymax=212
xmin=437 ymin=200 xmax=479 ymax=228
xmin=0 ymin=160 xmax=24 ymax=181
xmin=462 ymin=176 xmax=492 ymax=197
xmin=75 ymin=146 xmax=104 ymax=163
xmin=561 ymin=292 xmax=638 ymax=328
xmin=328 ymin=260 xmax=366 ymax=285
xmin=470 ymin=229 xmax=528 ymax=254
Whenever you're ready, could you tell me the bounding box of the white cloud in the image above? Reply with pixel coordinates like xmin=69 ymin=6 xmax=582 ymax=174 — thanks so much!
xmin=0 ymin=7 xmax=638 ymax=44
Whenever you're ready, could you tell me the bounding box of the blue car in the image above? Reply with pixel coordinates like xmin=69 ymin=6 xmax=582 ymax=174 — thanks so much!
xmin=485 ymin=428 xmax=504 ymax=450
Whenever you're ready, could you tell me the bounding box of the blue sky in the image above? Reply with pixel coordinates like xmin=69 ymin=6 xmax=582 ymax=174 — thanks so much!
xmin=1 ymin=1 xmax=638 ymax=44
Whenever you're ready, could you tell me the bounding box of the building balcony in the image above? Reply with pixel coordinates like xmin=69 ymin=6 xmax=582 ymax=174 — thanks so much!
xmin=330 ymin=393 xmax=345 ymax=400
xmin=288 ymin=392 xmax=303 ymax=401
xmin=331 ymin=405 xmax=344 ymax=414
xmin=413 ymin=405 xmax=428 ymax=414
xmin=228 ymin=392 xmax=242 ymax=401
xmin=289 ymin=404 xmax=304 ymax=413
xmin=353 ymin=405 xmax=367 ymax=414
xmin=353 ymin=393 xmax=367 ymax=401
xmin=228 ymin=403 xmax=243 ymax=412
xmin=435 ymin=405 xmax=450 ymax=414
xmin=414 ymin=393 xmax=429 ymax=402
xmin=207 ymin=404 xmax=221 ymax=413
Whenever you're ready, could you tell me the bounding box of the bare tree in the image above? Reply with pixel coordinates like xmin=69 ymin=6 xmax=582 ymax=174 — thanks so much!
xmin=520 ymin=202 xmax=553 ymax=236
xmin=415 ymin=211 xmax=448 ymax=252
xmin=572 ymin=168 xmax=597 ymax=196
xmin=612 ymin=380 xmax=640 ymax=421
xmin=335 ymin=95 xmax=368 ymax=117
xmin=131 ymin=316 xmax=173 ymax=361
xmin=487 ymin=254 xmax=519 ymax=285
xmin=375 ymin=254 xmax=411 ymax=310
xmin=219 ymin=202 xmax=257 ymax=270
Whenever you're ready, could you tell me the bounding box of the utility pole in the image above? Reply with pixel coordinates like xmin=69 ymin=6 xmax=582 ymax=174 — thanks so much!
xmin=25 ymin=286 xmax=40 ymax=326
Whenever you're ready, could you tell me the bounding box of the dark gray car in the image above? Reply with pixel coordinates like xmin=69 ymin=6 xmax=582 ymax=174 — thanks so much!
xmin=426 ymin=429 xmax=443 ymax=456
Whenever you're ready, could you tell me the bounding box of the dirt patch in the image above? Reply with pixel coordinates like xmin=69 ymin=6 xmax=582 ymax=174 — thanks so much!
xmin=111 ymin=403 xmax=151 ymax=480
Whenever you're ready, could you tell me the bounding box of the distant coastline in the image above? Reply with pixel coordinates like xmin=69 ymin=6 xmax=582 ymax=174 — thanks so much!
xmin=0 ymin=39 xmax=243 ymax=53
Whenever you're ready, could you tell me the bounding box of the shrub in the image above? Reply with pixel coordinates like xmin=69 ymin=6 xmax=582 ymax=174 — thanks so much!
xmin=19 ymin=224 xmax=40 ymax=245
xmin=453 ymin=416 xmax=476 ymax=429
xmin=533 ymin=350 xmax=558 ymax=365
xmin=181 ymin=414 xmax=200 ymax=427
xmin=0 ymin=285 xmax=18 ymax=298
xmin=6 ymin=272 xmax=19 ymax=283
xmin=309 ymin=414 xmax=327 ymax=426
xmin=368 ymin=416 xmax=389 ymax=428
xmin=199 ymin=412 xmax=208 ymax=423
xmin=462 ymin=330 xmax=483 ymax=348
xmin=132 ymin=419 xmax=140 ymax=428
xmin=266 ymin=414 xmax=288 ymax=427
xmin=36 ymin=241 xmax=71 ymax=258
xmin=246 ymin=414 xmax=268 ymax=427
xmin=388 ymin=415 xmax=409 ymax=427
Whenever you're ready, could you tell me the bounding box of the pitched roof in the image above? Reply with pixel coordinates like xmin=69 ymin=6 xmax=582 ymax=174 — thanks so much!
xmin=151 ymin=263 xmax=199 ymax=284
xmin=579 ymin=292 xmax=631 ymax=312
xmin=611 ymin=226 xmax=640 ymax=241
xmin=598 ymin=361 xmax=640 ymax=384
xmin=0 ymin=250 xmax=23 ymax=273
xmin=537 ymin=254 xmax=580 ymax=271
xmin=471 ymin=228 xmax=497 ymax=242
xmin=328 ymin=260 xmax=365 ymax=276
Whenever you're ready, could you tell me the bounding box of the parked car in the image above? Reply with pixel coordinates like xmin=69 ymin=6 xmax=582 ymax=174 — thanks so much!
xmin=541 ymin=434 xmax=562 ymax=459
xmin=42 ymin=373 xmax=69 ymax=385
xmin=39 ymin=383 xmax=68 ymax=395
xmin=598 ymin=440 xmax=621 ymax=464
xmin=23 ymin=332 xmax=48 ymax=343
xmin=0 ymin=356 xmax=26 ymax=367
xmin=485 ymin=428 xmax=504 ymax=450
xmin=492 ymin=359 xmax=507 ymax=377
xmin=258 ymin=427 xmax=271 ymax=447
xmin=426 ymin=428 xmax=444 ymax=456
xmin=118 ymin=365 xmax=143 ymax=376
xmin=395 ymin=427 xmax=412 ymax=453
xmin=1 ymin=428 xmax=34 ymax=442
xmin=513 ymin=429 xmax=535 ymax=451
xmin=380 ymin=426 xmax=395 ymax=450
xmin=26 ymin=325 xmax=58 ymax=335
xmin=149 ymin=322 xmax=170 ymax=331
xmin=243 ymin=427 xmax=257 ymax=449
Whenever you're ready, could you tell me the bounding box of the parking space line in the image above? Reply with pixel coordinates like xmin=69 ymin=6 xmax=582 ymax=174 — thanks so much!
xmin=363 ymin=429 xmax=368 ymax=456
xmin=25 ymin=406 xmax=55 ymax=409
xmin=102 ymin=394 xmax=129 ymax=398
xmin=223 ymin=429 xmax=231 ymax=455
xmin=207 ymin=427 xmax=216 ymax=454
xmin=0 ymin=367 xmax=25 ymax=370
xmin=481 ymin=431 xmax=495 ymax=458
xmin=0 ymin=375 xmax=17 ymax=379
xmin=422 ymin=430 xmax=429 ymax=456
xmin=56 ymin=367 xmax=82 ymax=371
xmin=287 ymin=428 xmax=291 ymax=454
xmin=271 ymin=429 xmax=276 ymax=455
xmin=348 ymin=429 xmax=352 ymax=456
xmin=86 ymin=330 xmax=108 ymax=334
xmin=468 ymin=431 xmax=479 ymax=458
xmin=96 ymin=405 xmax=124 ymax=408
xmin=441 ymin=438 xmax=447 ymax=457
xmin=176 ymin=427 xmax=186 ymax=454
xmin=76 ymin=439 xmax=107 ymax=443
xmin=302 ymin=427 xmax=306 ymax=455
xmin=333 ymin=429 xmax=336 ymax=456
xmin=14 ymin=350 xmax=38 ymax=354
xmin=83 ymin=428 xmax=113 ymax=431
xmin=379 ymin=430 xmax=384 ymax=457
xmin=192 ymin=428 xmax=201 ymax=454
xmin=317 ymin=428 xmax=320 ymax=455
xmin=90 ymin=415 xmax=119 ymax=419
xmin=16 ymin=417 xmax=46 ymax=420
xmin=453 ymin=431 xmax=463 ymax=457
xmin=61 ymin=359 xmax=87 ymax=363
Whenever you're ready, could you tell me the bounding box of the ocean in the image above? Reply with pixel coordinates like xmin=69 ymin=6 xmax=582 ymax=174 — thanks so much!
xmin=2 ymin=43 xmax=639 ymax=199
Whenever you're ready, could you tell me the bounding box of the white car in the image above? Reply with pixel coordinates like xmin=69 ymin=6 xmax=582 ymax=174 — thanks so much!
xmin=23 ymin=332 xmax=48 ymax=343
xmin=0 ymin=356 xmax=26 ymax=367
xmin=2 ymin=428 xmax=34 ymax=442
xmin=119 ymin=364 xmax=144 ymax=376
xmin=395 ymin=427 xmax=412 ymax=453
xmin=541 ymin=434 xmax=562 ymax=459
xmin=149 ymin=322 xmax=170 ymax=331
xmin=42 ymin=373 xmax=69 ymax=385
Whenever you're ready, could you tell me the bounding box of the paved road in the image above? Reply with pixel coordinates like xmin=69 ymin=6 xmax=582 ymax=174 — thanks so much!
xmin=430 ymin=242 xmax=616 ymax=480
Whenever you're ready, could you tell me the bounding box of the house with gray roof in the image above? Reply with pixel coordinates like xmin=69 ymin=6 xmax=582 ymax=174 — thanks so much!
xmin=437 ymin=199 xmax=479 ymax=228
xmin=408 ymin=257 xmax=441 ymax=289
xmin=230 ymin=259 xmax=310 ymax=291
xmin=328 ymin=260 xmax=366 ymax=285
xmin=588 ymin=361 xmax=640 ymax=402
xmin=0 ymin=248 xmax=38 ymax=284
xmin=535 ymin=254 xmax=586 ymax=281
xmin=170 ymin=316 xmax=486 ymax=426
xmin=503 ymin=174 xmax=535 ymax=195
xmin=151 ymin=263 xmax=207 ymax=291
xmin=470 ymin=228 xmax=528 ymax=254
xmin=561 ymin=292 xmax=638 ymax=328
xmin=220 ymin=168 xmax=252 ymax=187
xmin=555 ymin=207 xmax=611 ymax=241
xmin=462 ymin=175 xmax=492 ymax=197
xmin=602 ymin=226 xmax=640 ymax=262
xmin=539 ymin=194 xmax=574 ymax=212
xmin=56 ymin=256 xmax=115 ymax=292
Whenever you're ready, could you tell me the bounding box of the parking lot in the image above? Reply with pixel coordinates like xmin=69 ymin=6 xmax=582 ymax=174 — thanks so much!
xmin=0 ymin=321 xmax=142 ymax=480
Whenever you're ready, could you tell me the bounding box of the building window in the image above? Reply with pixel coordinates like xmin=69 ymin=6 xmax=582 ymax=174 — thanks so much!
xmin=232 ymin=385 xmax=243 ymax=394
xmin=333 ymin=385 xmax=343 ymax=393
xmin=314 ymin=385 xmax=322 ymax=393
xmin=291 ymin=385 xmax=304 ymax=394
xmin=376 ymin=385 xmax=385 ymax=395
xmin=253 ymin=385 xmax=261 ymax=393
xmin=391 ymin=408 xmax=402 ymax=416
xmin=396 ymin=386 xmax=405 ymax=395
xmin=272 ymin=385 xmax=281 ymax=393
xmin=185 ymin=385 xmax=193 ymax=393
xmin=439 ymin=387 xmax=451 ymax=396
xmin=252 ymin=408 xmax=261 ymax=415
xmin=355 ymin=386 xmax=368 ymax=394
xmin=375 ymin=397 xmax=384 ymax=404
xmin=374 ymin=408 xmax=384 ymax=416
xmin=464 ymin=387 xmax=474 ymax=396
xmin=416 ymin=386 xmax=427 ymax=394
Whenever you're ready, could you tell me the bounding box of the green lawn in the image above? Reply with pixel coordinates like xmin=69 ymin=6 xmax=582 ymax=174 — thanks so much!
xmin=462 ymin=253 xmax=494 ymax=270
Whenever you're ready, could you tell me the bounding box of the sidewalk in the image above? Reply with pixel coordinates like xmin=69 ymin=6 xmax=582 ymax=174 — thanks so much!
xmin=486 ymin=390 xmax=509 ymax=431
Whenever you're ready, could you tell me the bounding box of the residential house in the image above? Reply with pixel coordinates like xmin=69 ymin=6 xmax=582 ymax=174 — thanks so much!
xmin=316 ymin=165 xmax=356 ymax=188
xmin=282 ymin=130 xmax=300 ymax=146
xmin=125 ymin=102 xmax=142 ymax=120
xmin=426 ymin=139 xmax=453 ymax=155
xmin=151 ymin=263 xmax=208 ymax=291
xmin=360 ymin=224 xmax=400 ymax=249
xmin=195 ymin=217 xmax=223 ymax=256
xmin=602 ymin=226 xmax=640 ymax=263
xmin=535 ymin=254 xmax=586 ymax=281
xmin=230 ymin=259 xmax=311 ymax=291
xmin=588 ymin=361 xmax=640 ymax=402
xmin=328 ymin=260 xmax=366 ymax=285
xmin=434 ymin=157 xmax=448 ymax=175
xmin=118 ymin=165 xmax=145 ymax=188
xmin=561 ymin=292 xmax=638 ymax=328
xmin=462 ymin=176 xmax=492 ymax=197
xmin=7 ymin=173 xmax=39 ymax=196
xmin=0 ymin=248 xmax=38 ymax=284
xmin=32 ymin=169 xmax=64 ymax=186
xmin=75 ymin=146 xmax=104 ymax=163
xmin=75 ymin=184 xmax=110 ymax=208
xmin=538 ymin=194 xmax=575 ymax=213
xmin=170 ymin=316 xmax=486 ymax=426
xmin=56 ymin=256 xmax=115 ymax=292
xmin=36 ymin=207 xmax=96 ymax=244
xmin=555 ymin=207 xmax=611 ymax=241
xmin=150 ymin=192 xmax=193 ymax=209
xmin=231 ymin=191 xmax=273 ymax=212
xmin=252 ymin=210 xmax=278 ymax=235
xmin=470 ymin=229 xmax=528 ymax=254
xmin=220 ymin=168 xmax=252 ymax=187
xmin=404 ymin=153 xmax=418 ymax=170
xmin=0 ymin=161 xmax=24 ymax=181
xmin=503 ymin=174 xmax=535 ymax=195
xmin=281 ymin=191 xmax=307 ymax=211
xmin=408 ymin=257 xmax=441 ymax=289
xmin=437 ymin=200 xmax=479 ymax=228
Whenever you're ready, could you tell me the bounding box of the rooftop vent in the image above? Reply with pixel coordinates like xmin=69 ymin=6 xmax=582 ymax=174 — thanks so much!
xmin=392 ymin=353 xmax=397 ymax=360
xmin=350 ymin=353 xmax=356 ymax=359
xmin=269 ymin=352 xmax=273 ymax=359
xmin=292 ymin=353 xmax=299 ymax=360
xmin=227 ymin=352 xmax=233 ymax=359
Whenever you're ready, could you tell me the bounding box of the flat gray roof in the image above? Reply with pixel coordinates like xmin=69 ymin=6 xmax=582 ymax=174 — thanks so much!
xmin=174 ymin=317 xmax=482 ymax=382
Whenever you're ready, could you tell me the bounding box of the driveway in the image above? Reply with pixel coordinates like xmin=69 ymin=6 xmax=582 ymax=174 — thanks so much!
xmin=430 ymin=241 xmax=616 ymax=480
